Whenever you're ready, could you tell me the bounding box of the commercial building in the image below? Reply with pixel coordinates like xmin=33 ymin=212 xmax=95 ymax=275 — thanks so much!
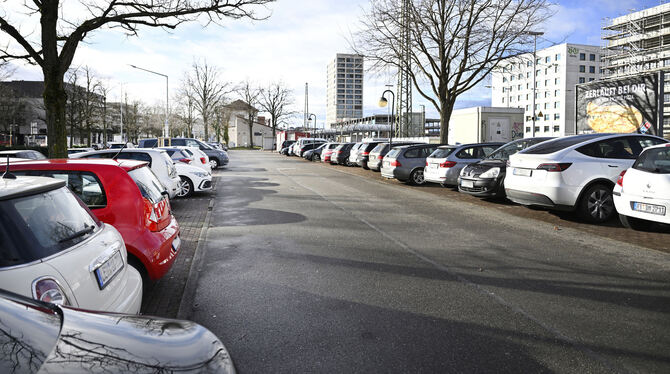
xmin=491 ymin=43 xmax=603 ymax=137
xmin=602 ymin=3 xmax=670 ymax=136
xmin=223 ymin=99 xmax=274 ymax=149
xmin=326 ymin=54 xmax=364 ymax=128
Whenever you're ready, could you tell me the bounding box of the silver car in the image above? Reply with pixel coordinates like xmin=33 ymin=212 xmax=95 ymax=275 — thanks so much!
xmin=347 ymin=142 xmax=365 ymax=166
xmin=424 ymin=142 xmax=504 ymax=187
xmin=380 ymin=144 xmax=443 ymax=185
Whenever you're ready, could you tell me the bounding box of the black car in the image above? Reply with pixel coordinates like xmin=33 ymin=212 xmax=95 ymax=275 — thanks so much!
xmin=139 ymin=138 xmax=229 ymax=169
xmin=0 ymin=289 xmax=236 ymax=373
xmin=280 ymin=140 xmax=295 ymax=155
xmin=298 ymin=141 xmax=325 ymax=158
xmin=366 ymin=142 xmax=422 ymax=171
xmin=330 ymin=142 xmax=355 ymax=165
xmin=458 ymin=137 xmax=554 ymax=198
xmin=356 ymin=141 xmax=384 ymax=169
xmin=303 ymin=142 xmax=328 ymax=161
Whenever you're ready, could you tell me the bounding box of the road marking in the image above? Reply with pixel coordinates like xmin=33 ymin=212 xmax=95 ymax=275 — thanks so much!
xmin=276 ymin=167 xmax=626 ymax=373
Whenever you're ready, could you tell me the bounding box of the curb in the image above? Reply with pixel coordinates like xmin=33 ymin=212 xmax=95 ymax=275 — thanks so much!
xmin=177 ymin=187 xmax=215 ymax=320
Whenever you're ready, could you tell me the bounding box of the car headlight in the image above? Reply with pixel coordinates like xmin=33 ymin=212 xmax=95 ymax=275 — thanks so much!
xmin=479 ymin=167 xmax=500 ymax=179
xmin=193 ymin=171 xmax=209 ymax=177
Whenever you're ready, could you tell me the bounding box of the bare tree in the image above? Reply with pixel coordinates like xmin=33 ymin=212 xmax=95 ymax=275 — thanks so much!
xmin=176 ymin=74 xmax=199 ymax=138
xmin=80 ymin=66 xmax=101 ymax=147
xmin=212 ymin=105 xmax=231 ymax=144
xmin=0 ymin=62 xmax=22 ymax=141
xmin=65 ymin=69 xmax=84 ymax=147
xmin=352 ymin=0 xmax=551 ymax=143
xmin=237 ymin=80 xmax=260 ymax=148
xmin=259 ymin=81 xmax=295 ymax=146
xmin=97 ymin=81 xmax=112 ymax=147
xmin=0 ymin=0 xmax=272 ymax=157
xmin=187 ymin=60 xmax=230 ymax=141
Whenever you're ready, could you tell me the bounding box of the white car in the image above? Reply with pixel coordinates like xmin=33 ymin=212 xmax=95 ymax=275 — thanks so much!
xmin=72 ymin=148 xmax=181 ymax=199
xmin=0 ymin=175 xmax=142 ymax=313
xmin=176 ymin=146 xmax=212 ymax=173
xmin=614 ymin=143 xmax=670 ymax=229
xmin=505 ymin=133 xmax=668 ymax=223
xmin=175 ymin=162 xmax=212 ymax=198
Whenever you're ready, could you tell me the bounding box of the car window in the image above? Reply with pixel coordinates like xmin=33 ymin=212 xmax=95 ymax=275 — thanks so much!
xmin=386 ymin=148 xmax=401 ymax=158
xmin=0 ymin=186 xmax=99 ymax=267
xmin=430 ymin=148 xmax=455 ymax=158
xmin=404 ymin=148 xmax=421 ymax=158
xmin=82 ymin=152 xmax=114 ymax=159
xmin=633 ymin=147 xmax=670 ymax=174
xmin=129 ymin=166 xmax=166 ymax=204
xmin=171 ymin=139 xmax=186 ymax=146
xmin=479 ymin=146 xmax=499 ymax=158
xmin=578 ymin=137 xmax=636 ymax=159
xmin=141 ymin=139 xmax=158 ymax=147
xmin=12 ymin=171 xmax=107 ymax=208
xmin=523 ymin=134 xmax=604 ymax=154
xmin=456 ymin=147 xmax=477 ymax=159
xmin=117 ymin=151 xmax=153 ymax=166
xmin=635 ymin=136 xmax=667 ymax=151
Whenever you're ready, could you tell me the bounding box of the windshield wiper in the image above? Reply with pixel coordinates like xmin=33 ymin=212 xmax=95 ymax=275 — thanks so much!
xmin=59 ymin=225 xmax=95 ymax=243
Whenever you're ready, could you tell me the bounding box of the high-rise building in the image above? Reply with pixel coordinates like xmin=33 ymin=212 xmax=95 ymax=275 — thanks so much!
xmin=602 ymin=3 xmax=670 ymax=136
xmin=326 ymin=54 xmax=364 ymax=128
xmin=491 ymin=43 xmax=603 ymax=137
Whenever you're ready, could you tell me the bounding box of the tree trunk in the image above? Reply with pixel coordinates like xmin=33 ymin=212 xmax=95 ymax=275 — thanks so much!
xmin=247 ymin=117 xmax=254 ymax=148
xmin=438 ymin=97 xmax=456 ymax=145
xmin=43 ymin=70 xmax=68 ymax=158
xmin=203 ymin=114 xmax=209 ymax=140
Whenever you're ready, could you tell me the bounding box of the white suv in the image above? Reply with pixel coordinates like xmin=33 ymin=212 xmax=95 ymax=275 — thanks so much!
xmin=0 ymin=175 xmax=142 ymax=313
xmin=505 ymin=133 xmax=668 ymax=223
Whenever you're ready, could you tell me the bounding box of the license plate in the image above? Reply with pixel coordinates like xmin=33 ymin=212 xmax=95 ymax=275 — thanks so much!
xmin=632 ymin=202 xmax=666 ymax=216
xmin=513 ymin=168 xmax=532 ymax=177
xmin=172 ymin=235 xmax=181 ymax=253
xmin=428 ymin=164 xmax=438 ymax=169
xmin=461 ymin=180 xmax=474 ymax=188
xmin=94 ymin=251 xmax=124 ymax=290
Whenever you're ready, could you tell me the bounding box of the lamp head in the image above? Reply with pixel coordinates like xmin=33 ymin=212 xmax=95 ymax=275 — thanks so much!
xmin=379 ymin=96 xmax=388 ymax=108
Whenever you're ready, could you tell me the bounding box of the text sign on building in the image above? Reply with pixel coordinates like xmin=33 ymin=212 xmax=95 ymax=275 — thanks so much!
xmin=576 ymin=73 xmax=661 ymax=136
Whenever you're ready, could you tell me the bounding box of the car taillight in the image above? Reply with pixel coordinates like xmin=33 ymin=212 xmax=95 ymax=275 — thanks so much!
xmin=178 ymin=158 xmax=191 ymax=164
xmin=377 ymin=155 xmax=383 ymax=159
xmin=617 ymin=170 xmax=626 ymax=187
xmin=537 ymin=163 xmax=572 ymax=172
xmin=440 ymin=161 xmax=457 ymax=168
xmin=33 ymin=278 xmax=69 ymax=305
xmin=143 ymin=198 xmax=160 ymax=232
xmin=362 ymin=151 xmax=369 ymax=155
xmin=200 ymin=157 xmax=207 ymax=164
xmin=391 ymin=160 xmax=401 ymax=167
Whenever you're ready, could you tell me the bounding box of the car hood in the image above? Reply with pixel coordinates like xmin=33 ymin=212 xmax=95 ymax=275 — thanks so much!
xmin=462 ymin=159 xmax=506 ymax=177
xmin=39 ymin=307 xmax=235 ymax=373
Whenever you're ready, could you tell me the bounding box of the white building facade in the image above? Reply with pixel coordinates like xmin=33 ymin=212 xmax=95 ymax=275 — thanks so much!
xmin=491 ymin=43 xmax=603 ymax=137
xmin=326 ymin=53 xmax=364 ymax=128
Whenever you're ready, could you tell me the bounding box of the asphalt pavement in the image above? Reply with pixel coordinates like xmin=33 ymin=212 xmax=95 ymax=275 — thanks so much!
xmin=187 ymin=150 xmax=670 ymax=374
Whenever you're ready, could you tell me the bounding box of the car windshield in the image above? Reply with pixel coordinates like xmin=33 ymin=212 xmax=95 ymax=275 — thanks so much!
xmin=486 ymin=139 xmax=546 ymax=161
xmin=633 ymin=147 xmax=670 ymax=174
xmin=429 ymin=147 xmax=456 ymax=158
xmin=196 ymin=140 xmax=213 ymax=150
xmin=0 ymin=186 xmax=99 ymax=267
xmin=129 ymin=166 xmax=166 ymax=204
xmin=522 ymin=134 xmax=603 ymax=154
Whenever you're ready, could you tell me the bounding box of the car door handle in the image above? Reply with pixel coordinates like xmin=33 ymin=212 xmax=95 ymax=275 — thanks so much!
xmin=607 ymin=165 xmax=619 ymax=168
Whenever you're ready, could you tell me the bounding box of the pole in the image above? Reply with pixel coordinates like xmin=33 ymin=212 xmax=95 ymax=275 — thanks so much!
xmin=532 ymin=34 xmax=536 ymax=137
xmin=120 ymin=86 xmax=124 ymax=143
xmin=9 ymin=124 xmax=13 ymax=146
xmin=128 ymin=64 xmax=169 ymax=140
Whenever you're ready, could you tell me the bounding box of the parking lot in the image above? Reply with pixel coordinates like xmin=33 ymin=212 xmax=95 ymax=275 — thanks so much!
xmin=177 ymin=150 xmax=670 ymax=373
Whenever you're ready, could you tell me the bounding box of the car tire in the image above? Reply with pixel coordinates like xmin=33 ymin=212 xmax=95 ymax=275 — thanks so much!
xmin=619 ymin=214 xmax=650 ymax=231
xmin=313 ymin=154 xmax=320 ymax=162
xmin=579 ymin=183 xmax=615 ymax=223
xmin=209 ymin=158 xmax=219 ymax=169
xmin=177 ymin=176 xmax=193 ymax=198
xmin=409 ymin=169 xmax=425 ymax=185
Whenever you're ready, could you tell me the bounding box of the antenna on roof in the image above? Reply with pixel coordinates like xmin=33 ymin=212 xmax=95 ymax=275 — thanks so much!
xmin=112 ymin=142 xmax=127 ymax=160
xmin=2 ymin=156 xmax=16 ymax=179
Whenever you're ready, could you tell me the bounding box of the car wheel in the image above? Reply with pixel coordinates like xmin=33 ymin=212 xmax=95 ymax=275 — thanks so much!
xmin=177 ymin=176 xmax=193 ymax=198
xmin=209 ymin=158 xmax=219 ymax=169
xmin=313 ymin=154 xmax=320 ymax=162
xmin=579 ymin=183 xmax=615 ymax=223
xmin=619 ymin=214 xmax=650 ymax=231
xmin=409 ymin=169 xmax=425 ymax=185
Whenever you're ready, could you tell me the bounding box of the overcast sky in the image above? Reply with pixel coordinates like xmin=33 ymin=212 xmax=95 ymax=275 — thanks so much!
xmin=3 ymin=0 xmax=664 ymax=128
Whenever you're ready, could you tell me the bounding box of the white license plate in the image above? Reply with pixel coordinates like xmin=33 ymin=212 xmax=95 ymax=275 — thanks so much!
xmin=94 ymin=251 xmax=124 ymax=290
xmin=513 ymin=168 xmax=532 ymax=177
xmin=172 ymin=235 xmax=181 ymax=252
xmin=428 ymin=164 xmax=438 ymax=169
xmin=461 ymin=180 xmax=474 ymax=188
xmin=632 ymin=202 xmax=666 ymax=216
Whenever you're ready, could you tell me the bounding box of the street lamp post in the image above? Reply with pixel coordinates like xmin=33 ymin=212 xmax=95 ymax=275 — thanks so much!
xmin=308 ymin=113 xmax=316 ymax=137
xmin=379 ymin=89 xmax=395 ymax=147
xmin=129 ymin=64 xmax=169 ymax=140
xmin=526 ymin=31 xmax=544 ymax=138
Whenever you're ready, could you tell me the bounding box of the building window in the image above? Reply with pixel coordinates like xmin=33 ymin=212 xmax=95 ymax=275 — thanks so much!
xmin=544 ymin=126 xmax=549 ymax=132
xmin=536 ymin=58 xmax=541 ymax=64
xmin=554 ymin=65 xmax=559 ymax=73
xmin=503 ymin=77 xmax=507 ymax=82
xmin=511 ymin=75 xmax=515 ymax=81
xmin=501 ymin=97 xmax=505 ymax=103
xmin=579 ymin=53 xmax=586 ymax=61
xmin=589 ymin=54 xmax=596 ymax=61
xmin=589 ymin=78 xmax=595 ymax=82
xmin=517 ymin=95 xmax=521 ymax=100
xmin=555 ymin=78 xmax=560 ymax=85
xmin=518 ymin=84 xmax=521 ymax=90
xmin=526 ymin=105 xmax=529 ymax=110
xmin=526 ymin=83 xmax=529 ymax=89
xmin=555 ymin=89 xmax=560 ymax=97
xmin=579 ymin=77 xmax=586 ymax=83
xmin=534 ymin=126 xmax=540 ymax=132
xmin=544 ymin=114 xmax=550 ymax=121
xmin=526 ymin=72 xmax=530 ymax=78
xmin=545 ymin=79 xmax=549 ymax=86
xmin=589 ymin=66 xmax=595 ymax=73
xmin=525 ymin=126 xmax=531 ymax=133
xmin=526 ymin=94 xmax=529 ymax=100
xmin=555 ymin=53 xmax=561 ymax=61
xmin=536 ymin=69 xmax=541 ymax=76
xmin=579 ymin=65 xmax=585 ymax=73
xmin=553 ymin=125 xmax=560 ymax=132
xmin=664 ymin=93 xmax=670 ymax=103
xmin=544 ymin=92 xmax=549 ymax=98
xmin=545 ymin=56 xmax=550 ymax=63
xmin=554 ymin=113 xmax=560 ymax=120
xmin=544 ymin=103 xmax=549 ymax=109
xmin=518 ymin=73 xmax=523 ymax=79
xmin=527 ymin=61 xmax=532 ymax=67
xmin=554 ymin=102 xmax=560 ymax=108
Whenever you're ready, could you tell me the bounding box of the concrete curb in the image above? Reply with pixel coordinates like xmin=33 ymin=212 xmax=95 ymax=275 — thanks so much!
xmin=177 ymin=188 xmax=215 ymax=320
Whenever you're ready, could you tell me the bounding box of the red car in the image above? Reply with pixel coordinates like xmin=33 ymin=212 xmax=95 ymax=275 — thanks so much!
xmin=9 ymin=159 xmax=181 ymax=282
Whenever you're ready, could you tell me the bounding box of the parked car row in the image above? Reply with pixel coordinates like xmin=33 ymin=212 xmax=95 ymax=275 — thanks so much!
xmin=286 ymin=134 xmax=670 ymax=231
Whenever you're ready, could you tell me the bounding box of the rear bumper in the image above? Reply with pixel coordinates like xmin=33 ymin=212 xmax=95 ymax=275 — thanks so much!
xmin=368 ymin=160 xmax=381 ymax=171
xmin=132 ymin=216 xmax=181 ymax=280
xmin=381 ymin=167 xmax=408 ymax=180
xmin=505 ymin=188 xmax=573 ymax=211
xmin=110 ymin=265 xmax=143 ymax=314
xmin=424 ymin=167 xmax=459 ymax=185
xmin=614 ymin=192 xmax=670 ymax=225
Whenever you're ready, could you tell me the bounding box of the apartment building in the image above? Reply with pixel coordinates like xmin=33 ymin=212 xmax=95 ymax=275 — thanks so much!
xmin=326 ymin=54 xmax=364 ymax=128
xmin=602 ymin=3 xmax=670 ymax=136
xmin=491 ymin=43 xmax=603 ymax=137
